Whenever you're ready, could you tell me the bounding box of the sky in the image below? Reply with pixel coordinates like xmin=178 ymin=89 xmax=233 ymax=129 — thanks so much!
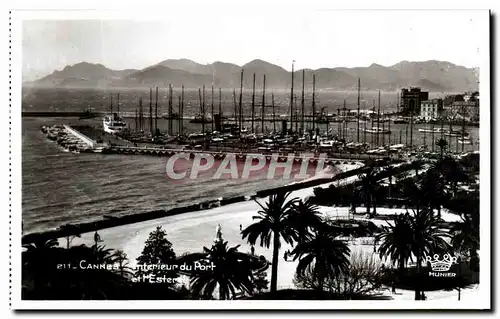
xmin=22 ymin=9 xmax=486 ymax=80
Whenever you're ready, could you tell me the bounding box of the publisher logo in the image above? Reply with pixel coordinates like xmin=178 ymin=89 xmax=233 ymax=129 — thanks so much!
xmin=426 ymin=253 xmax=458 ymax=277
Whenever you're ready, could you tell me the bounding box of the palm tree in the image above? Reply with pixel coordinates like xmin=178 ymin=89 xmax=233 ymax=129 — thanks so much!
xmin=411 ymin=160 xmax=424 ymax=178
xmin=419 ymin=168 xmax=448 ymax=218
xmin=385 ymin=161 xmax=394 ymax=198
xmin=448 ymin=193 xmax=480 ymax=268
xmin=23 ymin=237 xmax=59 ymax=253
xmin=435 ymin=157 xmax=470 ymax=198
xmin=181 ymin=234 xmax=264 ymax=300
xmin=436 ymin=138 xmax=448 ymax=158
xmin=449 ymin=212 xmax=479 ymax=265
xmin=410 ymin=208 xmax=451 ymax=300
xmin=357 ymin=168 xmax=378 ymax=216
xmin=241 ymin=192 xmax=300 ymax=292
xmin=22 ymin=237 xmax=61 ymax=291
xmin=377 ymin=213 xmax=414 ymax=279
xmin=288 ymin=197 xmax=323 ymax=243
xmin=112 ymin=250 xmax=134 ymax=279
xmin=290 ymin=223 xmax=350 ymax=292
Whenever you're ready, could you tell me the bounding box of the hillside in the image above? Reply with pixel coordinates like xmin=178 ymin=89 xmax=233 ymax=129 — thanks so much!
xmin=27 ymin=59 xmax=479 ymax=92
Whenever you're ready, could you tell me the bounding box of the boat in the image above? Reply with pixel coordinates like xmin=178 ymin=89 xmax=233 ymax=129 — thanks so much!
xmin=315 ymin=116 xmax=330 ymax=124
xmin=190 ymin=114 xmax=213 ymax=123
xmin=458 ymin=137 xmax=472 ymax=145
xmin=392 ymin=117 xmax=409 ymax=124
xmin=103 ymin=113 xmax=128 ymax=134
xmin=444 ymin=131 xmax=469 ymax=137
xmin=418 ymin=128 xmax=447 ymax=133
xmin=79 ymin=108 xmax=97 ymax=119
xmin=362 ymin=127 xmax=391 ymax=134
xmin=162 ymin=112 xmax=179 ymax=119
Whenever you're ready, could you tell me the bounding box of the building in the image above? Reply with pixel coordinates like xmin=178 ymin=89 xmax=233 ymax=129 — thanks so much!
xmin=420 ymin=99 xmax=443 ymax=121
xmin=450 ymin=101 xmax=479 ymax=122
xmin=400 ymin=87 xmax=429 ymax=116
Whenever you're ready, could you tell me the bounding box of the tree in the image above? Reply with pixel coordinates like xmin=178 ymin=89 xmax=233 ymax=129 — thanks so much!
xmin=112 ymin=250 xmax=134 ymax=279
xmin=436 ymin=138 xmax=448 ymax=158
xmin=294 ymin=250 xmax=385 ymax=298
xmin=290 ymin=223 xmax=350 ymax=292
xmin=180 ymin=231 xmax=268 ymax=300
xmin=450 ymin=213 xmax=479 ymax=267
xmin=357 ymin=167 xmax=378 ymax=216
xmin=241 ymin=192 xmax=300 ymax=292
xmin=23 ymin=237 xmax=59 ymax=252
xmin=410 ymin=208 xmax=451 ymax=300
xmin=135 ymin=226 xmax=178 ymax=287
xmin=385 ymin=161 xmax=394 ymax=198
xmin=377 ymin=213 xmax=414 ymax=279
xmin=448 ymin=192 xmax=480 ymax=269
xmin=288 ymin=197 xmax=323 ymax=243
xmin=419 ymin=168 xmax=448 ymax=218
xmin=435 ymin=156 xmax=471 ymax=198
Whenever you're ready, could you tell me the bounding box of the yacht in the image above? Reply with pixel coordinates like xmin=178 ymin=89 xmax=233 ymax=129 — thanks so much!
xmin=418 ymin=127 xmax=447 ymax=133
xmin=363 ymin=127 xmax=391 ymax=134
xmin=190 ymin=114 xmax=213 ymax=123
xmin=444 ymin=131 xmax=469 ymax=137
xmin=392 ymin=117 xmax=409 ymax=124
xmin=103 ymin=113 xmax=127 ymax=134
xmin=458 ymin=137 xmax=472 ymax=145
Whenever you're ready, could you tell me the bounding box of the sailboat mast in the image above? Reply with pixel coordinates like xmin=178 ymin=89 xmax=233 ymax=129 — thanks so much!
xmin=388 ymin=109 xmax=392 ymax=146
xmin=377 ymin=90 xmax=381 ymax=146
xmin=312 ymin=74 xmax=316 ymax=132
xmin=181 ymin=85 xmax=184 ymax=135
xmin=117 ymin=93 xmax=120 ymax=116
xmin=219 ymin=88 xmax=222 ymax=116
xmin=155 ymin=86 xmax=158 ymax=134
xmin=337 ymin=108 xmax=341 ymax=137
xmin=272 ymin=92 xmax=276 ymax=133
xmin=211 ymin=85 xmax=214 ymax=132
xmin=139 ymin=98 xmax=143 ymax=132
xmin=290 ymin=62 xmax=295 ymax=133
xmin=233 ymin=89 xmax=237 ymax=126
xmin=168 ymin=84 xmax=173 ymax=135
xmin=239 ymin=69 xmax=244 ymax=132
xmin=357 ymin=78 xmax=360 ymax=142
xmin=295 ymin=95 xmax=298 ymax=133
xmin=301 ymin=69 xmax=305 ymax=134
xmin=343 ymin=100 xmax=346 ymax=140
xmin=410 ymin=102 xmax=414 ymax=150
xmin=134 ymin=108 xmax=138 ymax=131
xmin=251 ymin=73 xmax=256 ymax=133
xmin=110 ymin=94 xmax=113 ymax=114
xmin=178 ymin=95 xmax=182 ymax=135
xmin=149 ymin=87 xmax=153 ymax=136
xmin=262 ymin=74 xmax=266 ymax=134
xmin=382 ymin=113 xmax=386 ymax=146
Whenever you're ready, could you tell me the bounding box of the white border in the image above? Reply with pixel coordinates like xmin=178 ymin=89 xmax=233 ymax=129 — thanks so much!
xmin=9 ymin=4 xmax=491 ymax=310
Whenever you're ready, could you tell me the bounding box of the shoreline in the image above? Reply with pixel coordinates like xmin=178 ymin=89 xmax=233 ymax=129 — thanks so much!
xmin=21 ymin=162 xmax=367 ymax=245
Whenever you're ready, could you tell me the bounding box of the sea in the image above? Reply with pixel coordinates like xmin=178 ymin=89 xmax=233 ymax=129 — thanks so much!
xmin=21 ymin=87 xmax=480 ymax=234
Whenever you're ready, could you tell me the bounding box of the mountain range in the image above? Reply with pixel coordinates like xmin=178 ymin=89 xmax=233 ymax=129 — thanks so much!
xmin=26 ymin=59 xmax=479 ymax=93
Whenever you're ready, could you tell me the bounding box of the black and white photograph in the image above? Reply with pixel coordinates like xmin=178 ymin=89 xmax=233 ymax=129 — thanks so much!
xmin=8 ymin=5 xmax=491 ymax=310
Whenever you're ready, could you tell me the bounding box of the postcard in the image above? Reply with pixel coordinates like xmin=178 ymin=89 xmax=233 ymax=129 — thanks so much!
xmin=9 ymin=6 xmax=491 ymax=310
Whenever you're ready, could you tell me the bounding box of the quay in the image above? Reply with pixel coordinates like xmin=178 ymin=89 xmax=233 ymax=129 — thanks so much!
xmin=41 ymin=124 xmax=395 ymax=163
xmin=104 ymin=145 xmax=393 ymax=163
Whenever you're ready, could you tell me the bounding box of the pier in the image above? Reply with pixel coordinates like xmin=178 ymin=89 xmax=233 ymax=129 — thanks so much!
xmin=63 ymin=125 xmax=97 ymax=148
xmin=42 ymin=124 xmax=397 ymax=162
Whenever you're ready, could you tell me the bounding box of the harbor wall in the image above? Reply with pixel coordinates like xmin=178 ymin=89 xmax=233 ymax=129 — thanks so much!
xmin=63 ymin=125 xmax=96 ymax=148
